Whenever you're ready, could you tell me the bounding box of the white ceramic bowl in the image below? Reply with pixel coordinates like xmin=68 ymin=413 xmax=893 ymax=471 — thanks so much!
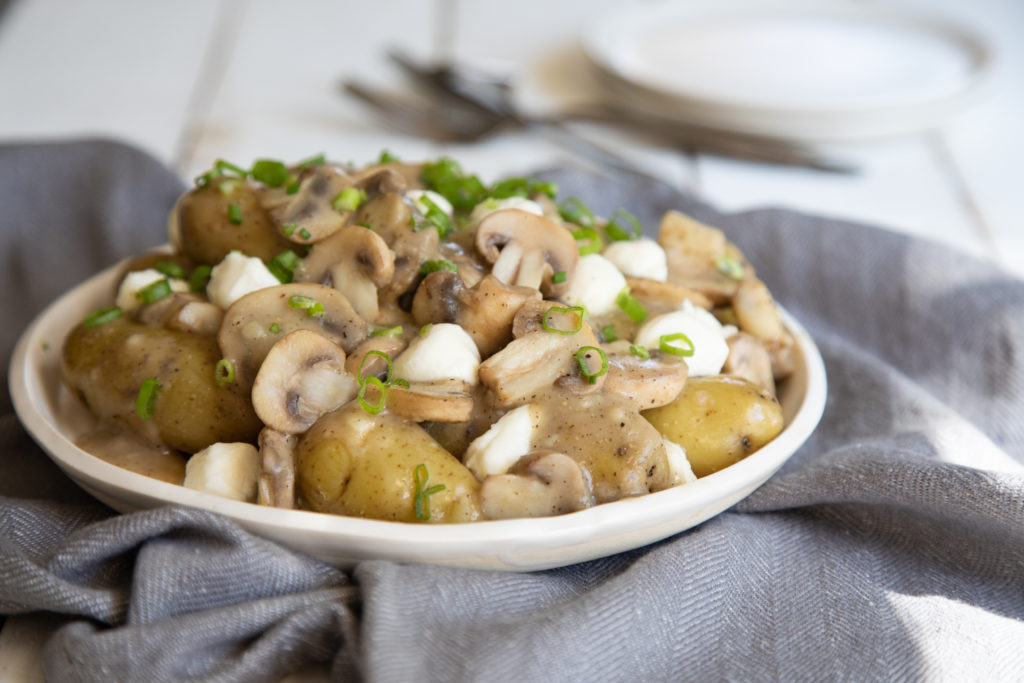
xmin=10 ymin=261 xmax=826 ymax=571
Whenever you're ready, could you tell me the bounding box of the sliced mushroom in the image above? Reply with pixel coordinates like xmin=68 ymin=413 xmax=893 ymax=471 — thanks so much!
xmin=251 ymin=330 xmax=359 ymax=434
xmin=386 ymin=379 xmax=474 ymax=423
xmin=344 ymin=335 xmax=408 ymax=379
xmin=724 ymin=332 xmax=776 ymax=396
xmin=475 ymin=209 xmax=578 ymax=297
xmin=295 ymin=225 xmax=396 ymax=322
xmin=349 ymin=166 xmax=408 ymax=195
xmin=603 ymin=351 xmax=689 ymax=410
xmin=268 ymin=165 xmax=353 ymax=244
xmin=218 ymin=283 xmax=368 ymax=387
xmin=624 ymin=276 xmax=713 ymax=312
xmin=480 ymin=451 xmax=594 ymax=519
xmin=731 ymin=278 xmax=795 ymax=381
xmin=657 ymin=210 xmax=753 ymax=304
xmin=478 ymin=321 xmax=603 ymax=407
xmin=257 ymin=427 xmax=297 ymax=508
xmin=412 ymin=272 xmax=540 ymax=358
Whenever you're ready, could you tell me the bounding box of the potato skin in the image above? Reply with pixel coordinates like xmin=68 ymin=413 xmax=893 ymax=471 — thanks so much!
xmin=174 ymin=180 xmax=295 ymax=265
xmin=62 ymin=318 xmax=262 ymax=453
xmin=296 ymin=402 xmax=481 ymax=523
xmin=642 ymin=375 xmax=783 ymax=477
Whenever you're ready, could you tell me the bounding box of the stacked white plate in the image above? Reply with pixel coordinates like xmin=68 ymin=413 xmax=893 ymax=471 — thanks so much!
xmin=582 ymin=0 xmax=993 ymax=141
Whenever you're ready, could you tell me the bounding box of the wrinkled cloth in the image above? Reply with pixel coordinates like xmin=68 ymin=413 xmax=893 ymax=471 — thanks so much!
xmin=2 ymin=140 xmax=1023 ymax=682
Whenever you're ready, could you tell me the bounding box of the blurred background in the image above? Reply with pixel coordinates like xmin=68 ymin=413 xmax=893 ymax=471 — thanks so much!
xmin=0 ymin=0 xmax=1019 ymax=275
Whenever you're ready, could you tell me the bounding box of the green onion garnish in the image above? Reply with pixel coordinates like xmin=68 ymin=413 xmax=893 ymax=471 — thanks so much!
xmin=371 ymin=325 xmax=403 ymax=338
xmin=135 ymin=378 xmax=160 ymax=419
xmin=267 ymin=250 xmax=300 ymax=284
xmin=357 ymin=376 xmax=387 ymax=415
xmin=417 ymin=194 xmax=454 ymax=237
xmin=282 ymin=222 xmax=297 ymax=236
xmin=601 ymin=325 xmax=617 ymax=342
xmin=378 ymin=150 xmax=400 ymax=164
xmin=421 ymin=157 xmax=462 ymax=187
xmin=358 ymin=349 xmax=394 ymax=385
xmin=574 ymin=346 xmax=609 ymax=384
xmin=629 ymin=344 xmax=650 ymax=359
xmin=541 ymin=305 xmax=584 ymax=335
xmin=413 ymin=463 xmax=446 ymax=521
xmin=659 ymin=333 xmax=695 ymax=357
xmin=615 ymin=288 xmax=648 ymax=323
xmin=155 ymin=261 xmax=186 ymax=280
xmin=298 ymin=227 xmax=312 ymax=240
xmin=218 ymin=178 xmax=242 ymax=197
xmin=286 ymin=181 xmax=300 ymax=195
xmin=215 ymin=159 xmax=248 ymax=177
xmin=420 ymin=323 xmax=433 ymax=336
xmin=250 ymin=159 xmax=289 ymax=187
xmin=332 ymin=187 xmax=367 ymax=212
xmin=533 ymin=180 xmax=558 ymax=198
xmin=571 ymin=227 xmax=603 ymax=256
xmin=288 ymin=295 xmax=324 ymax=317
xmin=227 ymin=203 xmax=243 ymax=225
xmin=552 ymin=270 xmax=567 ymax=284
xmin=392 ymin=378 xmax=409 ymax=388
xmin=435 ymin=175 xmax=487 ymax=211
xmin=604 ymin=209 xmax=642 ymax=241
xmin=136 ymin=278 xmax=172 ymax=304
xmin=269 ymin=322 xmax=281 ymax=334
xmin=715 ymin=254 xmax=745 ymax=280
xmin=83 ymin=306 xmax=122 ymax=328
xmin=489 ymin=177 xmax=530 ymax=199
xmin=419 ymin=259 xmax=458 ymax=275
xmin=558 ymin=197 xmax=595 ymax=227
xmin=189 ymin=265 xmax=212 ymax=293
xmin=298 ymin=153 xmax=325 ymax=169
xmin=214 ymin=358 xmax=235 ymax=387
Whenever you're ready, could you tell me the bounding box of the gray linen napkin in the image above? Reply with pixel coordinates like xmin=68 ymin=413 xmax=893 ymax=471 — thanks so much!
xmin=2 ymin=140 xmax=1022 ymax=682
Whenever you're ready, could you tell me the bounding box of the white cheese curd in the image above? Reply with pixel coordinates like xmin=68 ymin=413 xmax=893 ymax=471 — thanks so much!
xmin=602 ymin=238 xmax=668 ymax=282
xmin=206 ymin=251 xmax=280 ymax=310
xmin=663 ymin=438 xmax=697 ymax=485
xmin=464 ymin=404 xmax=537 ymax=480
xmin=183 ymin=442 xmax=259 ymax=502
xmin=467 ymin=196 xmax=544 ymax=230
xmin=634 ymin=301 xmax=731 ymax=376
xmin=562 ymin=253 xmax=628 ymax=316
xmin=115 ymin=269 xmax=190 ymax=312
xmin=406 ymin=189 xmax=454 ymax=217
xmin=392 ymin=322 xmax=481 ymax=385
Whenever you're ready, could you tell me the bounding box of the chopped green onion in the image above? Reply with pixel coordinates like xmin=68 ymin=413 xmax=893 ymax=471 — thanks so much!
xmin=378 ymin=150 xmax=400 ymax=164
xmin=285 ymin=181 xmax=300 ymax=195
xmin=715 ymin=254 xmax=745 ymax=280
xmin=421 ymin=157 xmax=462 ymax=187
xmin=218 ymin=178 xmax=242 ymax=197
xmin=659 ymin=332 xmax=695 ymax=357
xmin=298 ymin=227 xmax=312 ymax=240
xmin=615 ymin=288 xmax=648 ymax=323
xmin=532 ymin=180 xmax=558 ymax=198
xmin=558 ymin=198 xmax=595 ymax=227
xmin=267 ymin=249 xmax=300 ymax=284
xmin=298 ymin=153 xmax=325 ymax=169
xmin=227 ymin=203 xmax=243 ymax=225
xmin=357 ymin=376 xmax=387 ymax=415
xmin=136 ymin=278 xmax=172 ymax=304
xmin=214 ymin=358 xmax=235 ymax=387
xmin=189 ymin=265 xmax=212 ymax=293
xmin=419 ymin=259 xmax=458 ymax=275
xmin=83 ymin=306 xmax=122 ymax=328
xmin=571 ymin=227 xmax=603 ymax=256
xmin=489 ymin=177 xmax=531 ymax=199
xmin=604 ymin=209 xmax=643 ymax=241
xmin=251 ymin=159 xmax=289 ymax=187
xmin=135 ymin=378 xmax=160 ymax=419
xmin=332 ymin=187 xmax=367 ymax=212
xmin=288 ymin=295 xmax=324 ymax=317
xmin=552 ymin=270 xmax=567 ymax=284
xmin=194 ymin=168 xmax=221 ymax=187
xmin=282 ymin=222 xmax=297 ymax=237
xmin=155 ymin=261 xmax=186 ymax=280
xmin=601 ymin=325 xmax=617 ymax=342
xmin=420 ymin=323 xmax=433 ymax=336
xmin=358 ymin=349 xmax=393 ymax=385
xmin=269 ymin=322 xmax=281 ymax=334
xmin=435 ymin=174 xmax=487 ymax=211
xmin=371 ymin=325 xmax=403 ymax=338
xmin=413 ymin=463 xmax=446 ymax=521
xmin=416 ymin=194 xmax=454 ymax=236
xmin=629 ymin=344 xmax=650 ymax=359
xmin=392 ymin=378 xmax=410 ymax=388
xmin=215 ymin=159 xmax=248 ymax=176
xmin=574 ymin=346 xmax=609 ymax=384
xmin=541 ymin=305 xmax=584 ymax=335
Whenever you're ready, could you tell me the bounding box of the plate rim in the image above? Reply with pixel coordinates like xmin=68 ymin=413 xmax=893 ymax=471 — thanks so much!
xmin=10 ymin=259 xmax=827 ymax=571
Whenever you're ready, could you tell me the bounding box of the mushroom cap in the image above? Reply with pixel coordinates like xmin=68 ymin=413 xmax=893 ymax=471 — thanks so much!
xmin=251 ymin=329 xmax=359 ymax=434
xmin=257 ymin=427 xmax=298 ymax=508
xmin=603 ymin=351 xmax=689 ymax=410
xmin=349 ymin=166 xmax=408 ymax=194
xmin=480 ymin=451 xmax=594 ymax=519
xmin=218 ymin=282 xmax=369 ymax=387
xmin=474 ymin=209 xmax=578 ymax=297
xmin=269 ymin=166 xmax=353 ymax=245
xmin=386 ymin=379 xmax=474 ymax=423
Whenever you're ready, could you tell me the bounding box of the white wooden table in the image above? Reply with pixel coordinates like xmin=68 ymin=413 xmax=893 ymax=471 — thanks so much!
xmin=0 ymin=0 xmax=1021 ymax=678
